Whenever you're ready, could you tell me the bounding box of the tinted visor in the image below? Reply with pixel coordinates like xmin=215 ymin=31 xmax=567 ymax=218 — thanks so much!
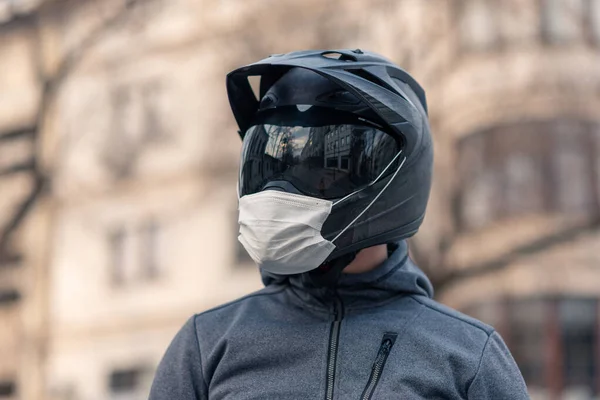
xmin=239 ymin=115 xmax=402 ymax=199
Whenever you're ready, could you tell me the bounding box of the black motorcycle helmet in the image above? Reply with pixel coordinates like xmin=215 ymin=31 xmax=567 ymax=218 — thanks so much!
xmin=227 ymin=49 xmax=433 ymax=278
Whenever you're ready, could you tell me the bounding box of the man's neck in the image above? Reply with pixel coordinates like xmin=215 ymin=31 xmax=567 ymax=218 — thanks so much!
xmin=343 ymin=244 xmax=388 ymax=274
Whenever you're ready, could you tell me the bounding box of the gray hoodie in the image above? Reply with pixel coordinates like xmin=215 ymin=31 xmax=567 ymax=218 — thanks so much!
xmin=149 ymin=241 xmax=529 ymax=399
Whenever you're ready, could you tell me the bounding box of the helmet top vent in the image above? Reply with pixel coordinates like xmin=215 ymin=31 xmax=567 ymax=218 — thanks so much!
xmin=321 ymin=51 xmax=357 ymax=62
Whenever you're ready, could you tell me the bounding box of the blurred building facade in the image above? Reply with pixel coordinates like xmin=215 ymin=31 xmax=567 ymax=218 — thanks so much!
xmin=424 ymin=2 xmax=600 ymax=399
xmin=0 ymin=0 xmax=599 ymax=399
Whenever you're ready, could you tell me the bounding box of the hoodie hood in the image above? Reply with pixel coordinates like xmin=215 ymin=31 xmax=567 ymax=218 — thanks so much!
xmin=261 ymin=241 xmax=434 ymax=311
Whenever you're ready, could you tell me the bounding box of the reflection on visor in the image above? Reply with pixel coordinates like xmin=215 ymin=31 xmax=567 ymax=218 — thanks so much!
xmin=239 ymin=123 xmax=401 ymax=199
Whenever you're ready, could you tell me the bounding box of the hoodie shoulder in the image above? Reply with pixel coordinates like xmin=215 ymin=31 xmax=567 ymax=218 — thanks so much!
xmin=410 ymin=295 xmax=495 ymax=336
xmin=196 ymin=284 xmax=287 ymax=319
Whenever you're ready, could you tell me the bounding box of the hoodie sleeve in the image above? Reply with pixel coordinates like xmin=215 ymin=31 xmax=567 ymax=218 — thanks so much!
xmin=149 ymin=316 xmax=208 ymax=400
xmin=467 ymin=331 xmax=530 ymax=399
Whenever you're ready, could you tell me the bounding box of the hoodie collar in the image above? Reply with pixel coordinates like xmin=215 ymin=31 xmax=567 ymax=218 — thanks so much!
xmin=261 ymin=241 xmax=434 ymax=312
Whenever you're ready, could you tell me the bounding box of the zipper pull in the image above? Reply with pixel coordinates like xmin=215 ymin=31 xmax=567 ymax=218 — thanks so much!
xmin=372 ymin=339 xmax=393 ymax=369
xmin=380 ymin=339 xmax=392 ymax=355
xmin=381 ymin=339 xmax=392 ymax=354
xmin=361 ymin=335 xmax=398 ymax=400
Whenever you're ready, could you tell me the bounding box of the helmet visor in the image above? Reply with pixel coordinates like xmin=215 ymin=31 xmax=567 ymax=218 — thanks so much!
xmin=239 ymin=120 xmax=402 ymax=199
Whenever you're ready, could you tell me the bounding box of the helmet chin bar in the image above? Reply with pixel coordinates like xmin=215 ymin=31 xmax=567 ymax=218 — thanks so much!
xmin=306 ymin=153 xmax=408 ymax=288
xmin=330 ymin=154 xmax=407 ymax=244
xmin=300 ymin=153 xmax=407 ymax=288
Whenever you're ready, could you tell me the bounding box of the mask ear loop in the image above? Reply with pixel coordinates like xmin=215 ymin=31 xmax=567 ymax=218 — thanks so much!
xmin=330 ymin=154 xmax=407 ymax=244
xmin=332 ymin=149 xmax=404 ymax=208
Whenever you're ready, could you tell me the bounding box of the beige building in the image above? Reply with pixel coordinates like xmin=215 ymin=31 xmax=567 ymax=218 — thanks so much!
xmin=0 ymin=0 xmax=599 ymax=399
xmin=38 ymin=1 xmax=264 ymax=399
xmin=424 ymin=2 xmax=600 ymax=399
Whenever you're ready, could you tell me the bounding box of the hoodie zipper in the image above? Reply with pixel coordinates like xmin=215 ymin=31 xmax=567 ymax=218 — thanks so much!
xmin=360 ymin=333 xmax=398 ymax=400
xmin=325 ymin=294 xmax=344 ymax=400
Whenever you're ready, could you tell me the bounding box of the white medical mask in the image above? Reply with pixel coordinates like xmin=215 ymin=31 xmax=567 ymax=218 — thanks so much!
xmin=238 ymin=190 xmax=336 ymax=275
xmin=237 ymin=152 xmax=407 ymax=275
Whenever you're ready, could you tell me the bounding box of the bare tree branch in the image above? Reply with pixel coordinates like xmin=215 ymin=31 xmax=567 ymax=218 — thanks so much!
xmin=433 ymin=217 xmax=600 ymax=292
xmin=0 ymin=0 xmax=142 ymax=262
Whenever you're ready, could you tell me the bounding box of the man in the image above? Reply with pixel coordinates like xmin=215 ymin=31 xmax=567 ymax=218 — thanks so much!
xmin=150 ymin=49 xmax=529 ymax=399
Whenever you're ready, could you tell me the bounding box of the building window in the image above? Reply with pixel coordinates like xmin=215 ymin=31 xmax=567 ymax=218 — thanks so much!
xmin=459 ymin=0 xmax=500 ymax=51
xmin=465 ymin=297 xmax=600 ymax=399
xmin=507 ymin=299 xmax=546 ymax=389
xmin=108 ymin=366 xmax=151 ymax=399
xmin=109 ymin=369 xmax=140 ymax=392
xmin=108 ymin=227 xmax=127 ymax=286
xmin=108 ymin=220 xmax=164 ymax=286
xmin=0 ymin=380 xmax=15 ymax=398
xmin=102 ymin=80 xmax=170 ymax=180
xmin=140 ymin=219 xmax=160 ymax=280
xmin=0 ymin=289 xmax=20 ymax=306
xmin=456 ymin=119 xmax=599 ymax=232
xmin=340 ymin=156 xmax=349 ymax=171
xmin=0 ymin=250 xmax=22 ymax=268
xmin=560 ymin=299 xmax=597 ymax=397
xmin=541 ymin=0 xmax=586 ymax=45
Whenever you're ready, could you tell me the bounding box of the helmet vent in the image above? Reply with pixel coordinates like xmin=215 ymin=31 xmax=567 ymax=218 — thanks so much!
xmin=349 ymin=69 xmax=394 ymax=92
xmin=247 ymin=75 xmax=262 ymax=101
xmin=321 ymin=51 xmax=357 ymax=62
xmin=316 ymin=89 xmax=360 ymax=105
